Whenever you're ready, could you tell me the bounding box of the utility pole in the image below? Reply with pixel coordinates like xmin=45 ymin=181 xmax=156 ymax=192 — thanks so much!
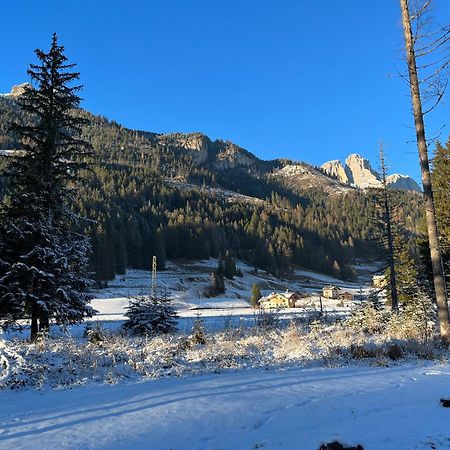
xmin=399 ymin=0 xmax=450 ymax=343
xmin=152 ymin=255 xmax=157 ymax=297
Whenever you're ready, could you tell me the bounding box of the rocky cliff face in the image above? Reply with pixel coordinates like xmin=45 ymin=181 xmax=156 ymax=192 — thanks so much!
xmin=213 ymin=142 xmax=256 ymax=170
xmin=321 ymin=160 xmax=350 ymax=184
xmin=158 ymin=133 xmax=210 ymax=165
xmin=344 ymin=154 xmax=381 ymax=188
xmin=321 ymin=154 xmax=420 ymax=192
xmin=1 ymin=83 xmax=31 ymax=97
xmin=156 ymin=132 xmax=260 ymax=170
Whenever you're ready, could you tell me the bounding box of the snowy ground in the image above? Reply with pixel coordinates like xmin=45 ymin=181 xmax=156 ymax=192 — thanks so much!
xmin=84 ymin=258 xmax=376 ymax=335
xmin=0 ymin=362 xmax=449 ymax=449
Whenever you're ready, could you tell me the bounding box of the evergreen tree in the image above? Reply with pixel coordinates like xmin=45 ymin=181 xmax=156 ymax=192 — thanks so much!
xmin=399 ymin=0 xmax=450 ymax=344
xmin=374 ymin=144 xmax=399 ymax=312
xmin=385 ymin=232 xmax=421 ymax=306
xmin=419 ymin=138 xmax=450 ymax=288
xmin=209 ymin=270 xmax=225 ymax=295
xmin=217 ymin=258 xmax=225 ymax=279
xmin=250 ymin=283 xmax=262 ymax=308
xmin=123 ymin=290 xmax=177 ymax=336
xmin=190 ymin=310 xmax=206 ymax=344
xmin=394 ymin=233 xmax=420 ymax=304
xmin=223 ymin=250 xmax=236 ymax=279
xmin=155 ymin=228 xmax=166 ymax=270
xmin=432 ymin=139 xmax=450 ymax=279
xmin=0 ymin=34 xmax=94 ymax=338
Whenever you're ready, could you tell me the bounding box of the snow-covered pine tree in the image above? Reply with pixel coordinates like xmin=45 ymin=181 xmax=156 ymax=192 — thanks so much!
xmin=190 ymin=310 xmax=206 ymax=345
xmin=123 ymin=290 xmax=178 ymax=336
xmin=0 ymin=34 xmax=94 ymax=339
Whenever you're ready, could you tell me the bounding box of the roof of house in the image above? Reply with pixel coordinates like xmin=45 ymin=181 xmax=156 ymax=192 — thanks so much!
xmin=323 ymin=285 xmax=340 ymax=290
xmin=259 ymin=291 xmax=299 ymax=302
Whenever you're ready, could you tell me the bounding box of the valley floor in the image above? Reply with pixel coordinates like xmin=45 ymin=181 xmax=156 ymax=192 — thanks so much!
xmin=85 ymin=258 xmax=375 ymax=335
xmin=0 ymin=362 xmax=449 ymax=450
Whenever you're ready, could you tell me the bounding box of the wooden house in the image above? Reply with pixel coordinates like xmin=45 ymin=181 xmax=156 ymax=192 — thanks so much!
xmin=322 ymin=285 xmax=340 ymax=299
xmin=258 ymin=291 xmax=300 ymax=309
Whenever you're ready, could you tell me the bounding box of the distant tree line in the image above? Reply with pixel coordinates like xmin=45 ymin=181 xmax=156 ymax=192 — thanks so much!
xmin=0 ymin=84 xmax=425 ymax=284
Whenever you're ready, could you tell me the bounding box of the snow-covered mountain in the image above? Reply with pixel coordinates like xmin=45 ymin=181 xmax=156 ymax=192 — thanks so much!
xmin=321 ymin=153 xmax=421 ymax=192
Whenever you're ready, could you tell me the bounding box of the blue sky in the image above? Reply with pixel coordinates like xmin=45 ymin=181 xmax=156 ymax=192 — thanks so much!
xmin=2 ymin=0 xmax=449 ymax=181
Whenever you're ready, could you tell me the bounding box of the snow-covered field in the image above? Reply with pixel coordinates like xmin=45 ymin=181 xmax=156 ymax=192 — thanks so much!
xmin=6 ymin=258 xmax=443 ymax=450
xmin=85 ymin=259 xmax=374 ymax=335
xmin=1 ymin=362 xmax=449 ymax=449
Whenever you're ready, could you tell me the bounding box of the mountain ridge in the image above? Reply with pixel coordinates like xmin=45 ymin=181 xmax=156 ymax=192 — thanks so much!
xmin=321 ymin=153 xmax=421 ymax=192
xmin=0 ymin=85 xmax=423 ymax=282
xmin=2 ymin=84 xmax=419 ymax=194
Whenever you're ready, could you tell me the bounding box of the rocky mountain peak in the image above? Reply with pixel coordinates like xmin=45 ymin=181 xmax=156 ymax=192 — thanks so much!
xmin=344 ymin=153 xmax=381 ymax=188
xmin=321 ymin=153 xmax=420 ymax=192
xmin=321 ymin=159 xmax=350 ymax=184
xmin=1 ymin=83 xmax=31 ymax=97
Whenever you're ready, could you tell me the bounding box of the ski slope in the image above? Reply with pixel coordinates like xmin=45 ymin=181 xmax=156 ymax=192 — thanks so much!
xmin=0 ymin=363 xmax=449 ymax=449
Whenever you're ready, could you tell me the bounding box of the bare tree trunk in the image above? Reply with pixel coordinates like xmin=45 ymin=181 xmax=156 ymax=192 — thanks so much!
xmin=39 ymin=310 xmax=49 ymax=334
xmin=30 ymin=301 xmax=39 ymax=341
xmin=399 ymin=0 xmax=450 ymax=343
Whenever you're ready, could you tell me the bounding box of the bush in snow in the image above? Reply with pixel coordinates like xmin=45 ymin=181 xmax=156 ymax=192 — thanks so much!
xmin=1 ymin=315 xmax=449 ymax=391
xmin=190 ymin=311 xmax=207 ymax=345
xmin=0 ymin=337 xmax=25 ymax=388
xmin=254 ymin=307 xmax=279 ymax=330
xmin=386 ymin=291 xmax=436 ymax=342
xmin=123 ymin=291 xmax=177 ymax=336
xmin=346 ymin=300 xmax=389 ymax=334
xmin=84 ymin=321 xmax=106 ymax=344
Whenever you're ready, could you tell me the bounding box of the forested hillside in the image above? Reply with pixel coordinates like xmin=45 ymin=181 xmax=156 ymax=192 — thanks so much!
xmin=0 ymin=93 xmax=423 ymax=282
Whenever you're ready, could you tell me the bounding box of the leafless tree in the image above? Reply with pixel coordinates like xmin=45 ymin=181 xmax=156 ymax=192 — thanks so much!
xmin=399 ymin=0 xmax=450 ymax=343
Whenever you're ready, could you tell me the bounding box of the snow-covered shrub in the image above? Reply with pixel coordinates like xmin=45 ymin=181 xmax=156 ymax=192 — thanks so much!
xmin=254 ymin=308 xmax=279 ymax=330
xmin=123 ymin=292 xmax=177 ymax=336
xmin=386 ymin=291 xmax=435 ymax=341
xmin=84 ymin=321 xmax=106 ymax=344
xmin=273 ymin=321 xmax=313 ymax=362
xmin=350 ymin=343 xmax=383 ymax=359
xmin=1 ymin=315 xmax=449 ymax=391
xmin=346 ymin=301 xmax=389 ymax=334
xmin=385 ymin=344 xmax=404 ymax=360
xmin=0 ymin=338 xmax=26 ymax=388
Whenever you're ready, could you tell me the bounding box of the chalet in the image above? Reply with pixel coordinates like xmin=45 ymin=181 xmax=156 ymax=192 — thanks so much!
xmin=322 ymin=285 xmax=353 ymax=301
xmin=322 ymin=285 xmax=340 ymax=299
xmin=338 ymin=291 xmax=354 ymax=301
xmin=258 ymin=291 xmax=300 ymax=309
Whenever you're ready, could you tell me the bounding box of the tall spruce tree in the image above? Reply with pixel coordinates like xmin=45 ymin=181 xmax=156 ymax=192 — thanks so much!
xmin=373 ymin=144 xmax=399 ymax=312
xmin=0 ymin=34 xmax=94 ymax=339
xmin=385 ymin=232 xmax=421 ymax=306
xmin=432 ymin=139 xmax=450 ymax=259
